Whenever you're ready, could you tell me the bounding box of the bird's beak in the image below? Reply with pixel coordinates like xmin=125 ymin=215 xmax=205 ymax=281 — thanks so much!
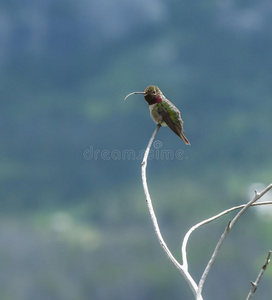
xmin=124 ymin=92 xmax=145 ymax=101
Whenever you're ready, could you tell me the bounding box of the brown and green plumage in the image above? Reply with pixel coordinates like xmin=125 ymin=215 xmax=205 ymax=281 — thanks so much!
xmin=124 ymin=85 xmax=190 ymax=145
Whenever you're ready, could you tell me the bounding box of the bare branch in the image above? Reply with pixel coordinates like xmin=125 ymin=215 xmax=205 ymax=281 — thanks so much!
xmin=182 ymin=201 xmax=272 ymax=271
xmin=246 ymin=250 xmax=272 ymax=300
xmin=140 ymin=125 xmax=272 ymax=300
xmin=141 ymin=125 xmax=202 ymax=299
xmin=229 ymin=184 xmax=272 ymax=230
xmin=196 ymin=184 xmax=272 ymax=297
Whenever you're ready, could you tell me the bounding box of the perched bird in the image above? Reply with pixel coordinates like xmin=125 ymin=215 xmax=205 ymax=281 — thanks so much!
xmin=124 ymin=85 xmax=190 ymax=145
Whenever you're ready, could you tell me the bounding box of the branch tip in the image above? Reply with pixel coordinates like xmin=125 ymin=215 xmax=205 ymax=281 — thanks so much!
xmin=263 ymin=250 xmax=271 ymax=269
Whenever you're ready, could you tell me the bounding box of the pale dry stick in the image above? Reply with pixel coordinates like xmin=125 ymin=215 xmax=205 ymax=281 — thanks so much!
xmin=141 ymin=126 xmax=272 ymax=300
xmin=246 ymin=250 xmax=271 ymax=300
xmin=141 ymin=124 xmax=202 ymax=300
xmin=196 ymin=184 xmax=272 ymax=298
xmin=182 ymin=200 xmax=272 ymax=271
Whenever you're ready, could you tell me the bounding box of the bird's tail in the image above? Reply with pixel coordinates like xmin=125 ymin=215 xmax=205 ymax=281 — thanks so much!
xmin=180 ymin=133 xmax=190 ymax=145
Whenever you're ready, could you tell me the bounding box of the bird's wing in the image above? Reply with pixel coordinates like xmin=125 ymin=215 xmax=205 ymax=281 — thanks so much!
xmin=157 ymin=103 xmax=182 ymax=137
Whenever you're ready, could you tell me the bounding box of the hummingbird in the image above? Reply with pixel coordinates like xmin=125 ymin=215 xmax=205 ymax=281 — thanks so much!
xmin=124 ymin=85 xmax=190 ymax=145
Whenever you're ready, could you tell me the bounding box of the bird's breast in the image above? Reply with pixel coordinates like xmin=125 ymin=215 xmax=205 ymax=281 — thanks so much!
xmin=149 ymin=104 xmax=167 ymax=126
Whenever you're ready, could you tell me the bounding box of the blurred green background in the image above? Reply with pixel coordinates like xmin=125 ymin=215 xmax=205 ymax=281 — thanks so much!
xmin=1 ymin=0 xmax=272 ymax=299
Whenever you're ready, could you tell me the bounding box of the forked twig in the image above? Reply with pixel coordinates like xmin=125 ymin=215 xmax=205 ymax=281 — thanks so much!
xmin=197 ymin=184 xmax=272 ymax=297
xmin=141 ymin=125 xmax=272 ymax=300
xmin=182 ymin=201 xmax=272 ymax=271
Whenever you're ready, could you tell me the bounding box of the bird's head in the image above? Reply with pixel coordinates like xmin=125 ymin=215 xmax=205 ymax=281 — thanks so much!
xmin=124 ymin=85 xmax=162 ymax=105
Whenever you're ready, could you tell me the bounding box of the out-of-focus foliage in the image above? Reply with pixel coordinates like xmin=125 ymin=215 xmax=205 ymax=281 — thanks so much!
xmin=1 ymin=0 xmax=272 ymax=299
